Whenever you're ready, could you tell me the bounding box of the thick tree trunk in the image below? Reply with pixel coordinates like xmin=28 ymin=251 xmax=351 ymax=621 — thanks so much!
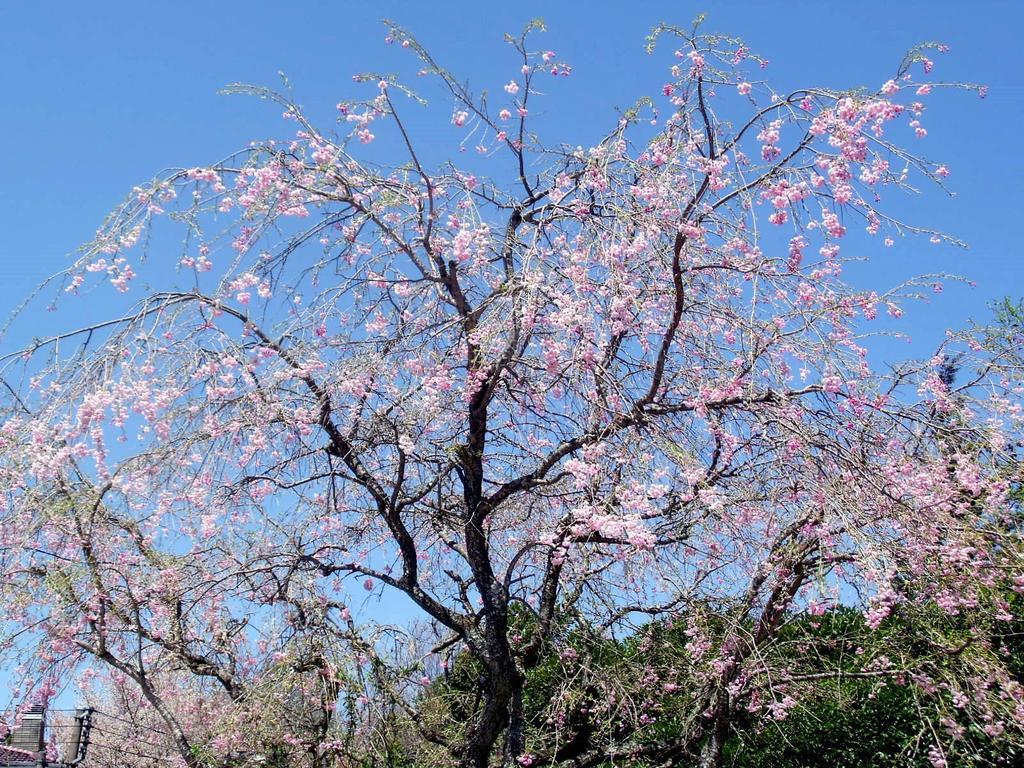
xmin=501 ymin=676 xmax=526 ymax=767
xmin=697 ymin=694 xmax=730 ymax=768
xmin=458 ymin=535 xmax=520 ymax=768
xmin=689 ymin=665 xmax=739 ymax=768
xmin=461 ymin=665 xmax=517 ymax=768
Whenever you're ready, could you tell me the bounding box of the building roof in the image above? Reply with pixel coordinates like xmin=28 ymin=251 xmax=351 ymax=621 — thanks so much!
xmin=0 ymin=743 xmax=38 ymax=766
xmin=2 ymin=703 xmax=44 ymax=766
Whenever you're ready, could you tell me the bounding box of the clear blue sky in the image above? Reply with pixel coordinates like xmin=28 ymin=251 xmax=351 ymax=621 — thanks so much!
xmin=0 ymin=0 xmax=1021 ymax=356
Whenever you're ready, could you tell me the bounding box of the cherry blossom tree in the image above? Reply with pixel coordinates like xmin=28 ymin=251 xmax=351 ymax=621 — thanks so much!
xmin=1 ymin=18 xmax=1020 ymax=768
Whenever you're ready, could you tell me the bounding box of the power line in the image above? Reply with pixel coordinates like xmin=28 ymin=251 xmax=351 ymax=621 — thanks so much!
xmin=73 ymin=726 xmax=170 ymax=751
xmin=87 ymin=709 xmax=172 ymax=736
xmin=85 ymin=741 xmax=169 ymax=762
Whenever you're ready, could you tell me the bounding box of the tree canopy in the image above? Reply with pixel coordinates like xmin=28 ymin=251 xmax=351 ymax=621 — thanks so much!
xmin=0 ymin=18 xmax=1020 ymax=768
